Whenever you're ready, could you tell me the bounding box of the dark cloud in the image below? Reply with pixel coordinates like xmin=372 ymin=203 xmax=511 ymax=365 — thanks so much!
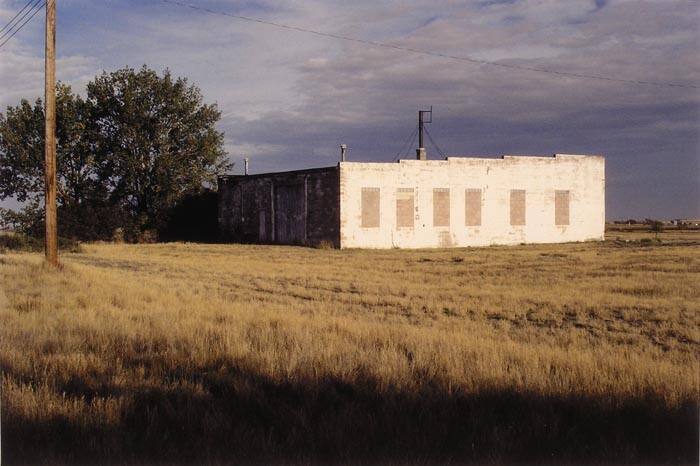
xmin=221 ymin=0 xmax=699 ymax=219
xmin=1 ymin=0 xmax=698 ymax=219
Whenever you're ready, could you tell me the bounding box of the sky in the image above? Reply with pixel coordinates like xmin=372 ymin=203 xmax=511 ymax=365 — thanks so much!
xmin=0 ymin=0 xmax=698 ymax=219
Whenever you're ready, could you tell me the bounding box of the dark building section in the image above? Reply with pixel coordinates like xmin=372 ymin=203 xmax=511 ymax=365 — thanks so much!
xmin=161 ymin=190 xmax=219 ymax=242
xmin=218 ymin=166 xmax=340 ymax=247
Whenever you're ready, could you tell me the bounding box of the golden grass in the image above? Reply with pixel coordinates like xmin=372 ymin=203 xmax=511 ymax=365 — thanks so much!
xmin=1 ymin=230 xmax=699 ymax=464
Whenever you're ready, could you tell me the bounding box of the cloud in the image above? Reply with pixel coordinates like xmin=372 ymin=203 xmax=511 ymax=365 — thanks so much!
xmin=0 ymin=0 xmax=697 ymax=218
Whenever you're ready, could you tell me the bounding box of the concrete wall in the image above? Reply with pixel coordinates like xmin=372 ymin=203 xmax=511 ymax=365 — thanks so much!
xmin=218 ymin=167 xmax=340 ymax=247
xmin=339 ymin=154 xmax=605 ymax=249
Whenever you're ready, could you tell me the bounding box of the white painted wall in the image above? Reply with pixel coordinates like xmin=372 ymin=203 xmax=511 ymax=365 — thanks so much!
xmin=339 ymin=154 xmax=605 ymax=249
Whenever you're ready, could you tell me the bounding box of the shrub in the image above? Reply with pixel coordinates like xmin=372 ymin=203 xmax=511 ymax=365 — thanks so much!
xmin=0 ymin=233 xmax=82 ymax=254
xmin=649 ymin=220 xmax=664 ymax=234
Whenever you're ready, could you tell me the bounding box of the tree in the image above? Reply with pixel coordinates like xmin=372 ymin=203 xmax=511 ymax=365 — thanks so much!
xmin=87 ymin=66 xmax=229 ymax=236
xmin=0 ymin=84 xmax=116 ymax=239
xmin=649 ymin=220 xmax=664 ymax=238
xmin=0 ymin=66 xmax=230 ymax=241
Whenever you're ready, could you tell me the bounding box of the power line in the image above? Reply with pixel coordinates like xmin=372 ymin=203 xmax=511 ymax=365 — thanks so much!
xmin=0 ymin=0 xmax=45 ymax=49
xmin=0 ymin=2 xmax=44 ymax=48
xmin=0 ymin=0 xmax=37 ymax=35
xmin=0 ymin=0 xmax=43 ymax=42
xmin=160 ymin=0 xmax=698 ymax=90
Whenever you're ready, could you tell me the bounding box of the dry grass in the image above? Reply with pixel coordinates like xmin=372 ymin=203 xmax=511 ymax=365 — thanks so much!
xmin=1 ymin=230 xmax=698 ymax=465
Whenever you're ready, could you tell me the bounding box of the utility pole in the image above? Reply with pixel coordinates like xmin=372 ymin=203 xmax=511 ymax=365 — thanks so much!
xmin=44 ymin=0 xmax=58 ymax=266
xmin=416 ymin=106 xmax=432 ymax=161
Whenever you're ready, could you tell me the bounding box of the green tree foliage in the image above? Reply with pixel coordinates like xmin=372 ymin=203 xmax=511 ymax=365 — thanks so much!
xmin=0 ymin=66 xmax=229 ymax=241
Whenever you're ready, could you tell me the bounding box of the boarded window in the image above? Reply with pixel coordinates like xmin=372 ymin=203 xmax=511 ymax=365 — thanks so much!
xmin=274 ymin=184 xmax=305 ymax=244
xmin=361 ymin=187 xmax=380 ymax=228
xmin=510 ymin=189 xmax=526 ymax=226
xmin=396 ymin=188 xmax=414 ymax=228
xmin=433 ymin=188 xmax=450 ymax=227
xmin=555 ymin=190 xmax=570 ymax=226
xmin=465 ymin=189 xmax=482 ymax=226
xmin=259 ymin=211 xmax=267 ymax=241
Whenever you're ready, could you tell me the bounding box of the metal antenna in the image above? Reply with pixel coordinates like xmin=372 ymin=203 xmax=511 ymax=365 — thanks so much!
xmin=417 ymin=106 xmax=432 ymax=160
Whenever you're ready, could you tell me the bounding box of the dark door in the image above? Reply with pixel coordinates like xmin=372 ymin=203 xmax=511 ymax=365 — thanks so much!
xmin=274 ymin=184 xmax=305 ymax=244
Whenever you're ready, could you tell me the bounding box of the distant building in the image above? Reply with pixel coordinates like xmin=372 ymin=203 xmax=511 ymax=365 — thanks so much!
xmin=671 ymin=219 xmax=700 ymax=227
xmin=218 ymin=154 xmax=605 ymax=249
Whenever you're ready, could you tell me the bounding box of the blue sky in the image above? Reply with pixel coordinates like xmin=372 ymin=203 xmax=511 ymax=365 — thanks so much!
xmin=0 ymin=0 xmax=698 ymax=219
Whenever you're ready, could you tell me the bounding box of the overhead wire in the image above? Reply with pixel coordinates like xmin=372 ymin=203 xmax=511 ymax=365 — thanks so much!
xmin=0 ymin=0 xmax=46 ymax=49
xmin=2 ymin=0 xmax=695 ymax=89
xmin=0 ymin=0 xmax=43 ymax=42
xmin=0 ymin=0 xmax=37 ymax=35
xmin=159 ymin=0 xmax=698 ymax=89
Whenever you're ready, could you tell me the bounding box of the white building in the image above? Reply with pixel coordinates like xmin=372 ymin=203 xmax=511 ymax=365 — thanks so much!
xmin=218 ymin=154 xmax=605 ymax=249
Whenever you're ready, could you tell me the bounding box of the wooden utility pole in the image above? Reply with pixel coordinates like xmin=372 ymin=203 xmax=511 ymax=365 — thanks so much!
xmin=44 ymin=0 xmax=58 ymax=266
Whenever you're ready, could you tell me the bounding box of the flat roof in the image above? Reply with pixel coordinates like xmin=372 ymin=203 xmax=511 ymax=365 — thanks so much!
xmin=217 ymin=154 xmax=603 ymax=179
xmin=218 ymin=165 xmax=337 ymax=180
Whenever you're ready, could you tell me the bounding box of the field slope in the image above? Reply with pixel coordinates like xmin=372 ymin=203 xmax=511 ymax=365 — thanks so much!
xmin=1 ymin=232 xmax=699 ymax=464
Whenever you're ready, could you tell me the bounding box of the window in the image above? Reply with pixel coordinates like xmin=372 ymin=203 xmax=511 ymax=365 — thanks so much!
xmin=465 ymin=189 xmax=482 ymax=226
xmin=361 ymin=187 xmax=380 ymax=228
xmin=510 ymin=189 xmax=526 ymax=226
xmin=396 ymin=188 xmax=414 ymax=228
xmin=433 ymin=188 xmax=450 ymax=227
xmin=555 ymin=190 xmax=570 ymax=226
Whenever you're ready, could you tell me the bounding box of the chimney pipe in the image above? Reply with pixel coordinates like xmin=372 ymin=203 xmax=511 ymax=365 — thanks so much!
xmin=244 ymin=157 xmax=249 ymax=175
xmin=340 ymin=144 xmax=347 ymax=162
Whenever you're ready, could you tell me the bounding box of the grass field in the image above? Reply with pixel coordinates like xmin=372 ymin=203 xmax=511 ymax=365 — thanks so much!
xmin=1 ymin=230 xmax=698 ymax=464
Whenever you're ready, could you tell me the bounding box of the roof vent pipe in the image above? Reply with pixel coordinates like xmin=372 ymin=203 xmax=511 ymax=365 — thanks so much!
xmin=340 ymin=144 xmax=347 ymax=162
xmin=244 ymin=157 xmax=249 ymax=175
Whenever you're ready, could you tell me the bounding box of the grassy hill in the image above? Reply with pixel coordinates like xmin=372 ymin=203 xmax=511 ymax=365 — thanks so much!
xmin=1 ymin=231 xmax=698 ymax=464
